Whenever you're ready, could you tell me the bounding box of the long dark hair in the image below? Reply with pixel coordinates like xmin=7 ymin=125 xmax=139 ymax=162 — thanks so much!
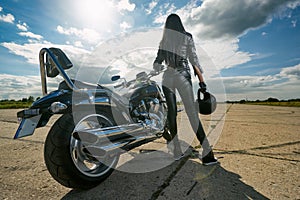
xmin=164 ymin=13 xmax=186 ymax=33
xmin=160 ymin=14 xmax=186 ymax=66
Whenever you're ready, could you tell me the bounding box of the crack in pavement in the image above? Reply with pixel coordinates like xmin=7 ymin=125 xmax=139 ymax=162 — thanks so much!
xmin=150 ymin=154 xmax=191 ymax=200
xmin=0 ymin=119 xmax=18 ymax=124
xmin=186 ymin=181 xmax=198 ymax=196
xmin=225 ymin=119 xmax=300 ymax=126
xmin=150 ymin=104 xmax=233 ymax=199
xmin=215 ymin=140 xmax=300 ymax=162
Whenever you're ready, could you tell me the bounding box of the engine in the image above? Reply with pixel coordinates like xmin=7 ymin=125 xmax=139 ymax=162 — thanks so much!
xmin=128 ymin=82 xmax=167 ymax=132
xmin=130 ymin=97 xmax=166 ymax=132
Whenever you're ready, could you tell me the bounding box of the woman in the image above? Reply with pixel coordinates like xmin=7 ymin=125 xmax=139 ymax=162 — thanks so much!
xmin=153 ymin=13 xmax=218 ymax=165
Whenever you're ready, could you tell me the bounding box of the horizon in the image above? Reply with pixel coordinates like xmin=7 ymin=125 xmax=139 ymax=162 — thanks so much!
xmin=1 ymin=95 xmax=299 ymax=103
xmin=0 ymin=0 xmax=300 ymax=101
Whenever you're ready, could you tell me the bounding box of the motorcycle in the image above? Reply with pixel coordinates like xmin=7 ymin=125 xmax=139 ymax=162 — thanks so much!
xmin=14 ymin=47 xmax=172 ymax=189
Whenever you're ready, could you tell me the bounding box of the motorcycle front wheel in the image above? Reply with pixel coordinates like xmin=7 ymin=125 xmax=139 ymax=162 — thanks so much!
xmin=44 ymin=109 xmax=119 ymax=189
xmin=162 ymin=120 xmax=173 ymax=142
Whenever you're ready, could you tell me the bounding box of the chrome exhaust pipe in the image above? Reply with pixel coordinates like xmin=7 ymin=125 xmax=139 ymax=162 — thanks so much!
xmin=81 ymin=140 xmax=135 ymax=158
xmin=72 ymin=123 xmax=145 ymax=144
xmin=73 ymin=123 xmax=159 ymax=158
xmin=82 ymin=135 xmax=156 ymax=159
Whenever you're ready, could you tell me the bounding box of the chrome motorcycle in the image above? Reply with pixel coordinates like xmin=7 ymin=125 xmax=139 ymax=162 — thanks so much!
xmin=14 ymin=47 xmax=171 ymax=189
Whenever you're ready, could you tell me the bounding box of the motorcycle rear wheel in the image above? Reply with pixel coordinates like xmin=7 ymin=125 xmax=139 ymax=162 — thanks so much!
xmin=44 ymin=109 xmax=119 ymax=189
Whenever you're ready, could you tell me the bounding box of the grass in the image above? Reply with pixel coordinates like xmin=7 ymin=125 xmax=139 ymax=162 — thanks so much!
xmin=2 ymin=99 xmax=300 ymax=109
xmin=245 ymin=101 xmax=300 ymax=107
xmin=0 ymin=101 xmax=32 ymax=109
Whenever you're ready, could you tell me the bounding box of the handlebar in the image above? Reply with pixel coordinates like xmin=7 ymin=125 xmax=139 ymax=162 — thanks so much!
xmin=114 ymin=83 xmax=123 ymax=89
xmin=113 ymin=69 xmax=164 ymax=89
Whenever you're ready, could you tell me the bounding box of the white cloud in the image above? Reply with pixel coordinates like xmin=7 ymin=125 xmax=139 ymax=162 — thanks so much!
xmin=280 ymin=63 xmax=300 ymax=79
xmin=1 ymin=41 xmax=90 ymax=65
xmin=184 ymin=0 xmax=300 ymax=39
xmin=16 ymin=22 xmax=28 ymax=31
xmin=18 ymin=31 xmax=43 ymax=40
xmin=152 ymin=0 xmax=300 ymax=39
xmin=0 ymin=74 xmax=42 ymax=100
xmin=145 ymin=0 xmax=158 ymax=15
xmin=154 ymin=1 xmax=199 ymax=25
xmin=117 ymin=0 xmax=135 ymax=12
xmin=239 ymin=75 xmax=280 ymax=88
xmin=56 ymin=25 xmax=69 ymax=34
xmin=151 ymin=0 xmax=300 ymax=73
xmin=0 ymin=13 xmax=15 ymax=24
xmin=120 ymin=21 xmax=132 ymax=30
xmin=0 ymin=6 xmax=15 ymax=23
xmin=262 ymin=32 xmax=268 ymax=36
xmin=56 ymin=25 xmax=102 ymax=45
xmin=287 ymin=1 xmax=300 ymax=9
xmin=291 ymin=20 xmax=297 ymax=27
xmin=0 ymin=73 xmax=68 ymax=100
xmin=2 ymin=42 xmax=43 ymax=64
xmin=0 ymin=38 xmax=92 ymax=100
xmin=74 ymin=41 xmax=83 ymax=48
xmin=220 ymin=63 xmax=300 ymax=100
xmin=198 ymin=38 xmax=254 ymax=70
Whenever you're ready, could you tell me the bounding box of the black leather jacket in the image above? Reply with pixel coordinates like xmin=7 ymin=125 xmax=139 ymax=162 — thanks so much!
xmin=154 ymin=31 xmax=203 ymax=74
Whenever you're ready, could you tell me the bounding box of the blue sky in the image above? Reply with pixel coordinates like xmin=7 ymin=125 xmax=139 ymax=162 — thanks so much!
xmin=0 ymin=0 xmax=300 ymax=101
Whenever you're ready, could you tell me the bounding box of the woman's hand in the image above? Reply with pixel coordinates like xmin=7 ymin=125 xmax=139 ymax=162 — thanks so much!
xmin=199 ymin=82 xmax=207 ymax=93
xmin=153 ymin=63 xmax=164 ymax=72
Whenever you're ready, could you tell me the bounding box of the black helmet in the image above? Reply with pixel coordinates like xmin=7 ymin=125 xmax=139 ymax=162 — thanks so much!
xmin=196 ymin=90 xmax=217 ymax=115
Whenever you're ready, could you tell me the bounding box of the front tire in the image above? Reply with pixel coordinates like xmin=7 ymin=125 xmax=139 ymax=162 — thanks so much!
xmin=44 ymin=110 xmax=119 ymax=189
xmin=162 ymin=120 xmax=173 ymax=142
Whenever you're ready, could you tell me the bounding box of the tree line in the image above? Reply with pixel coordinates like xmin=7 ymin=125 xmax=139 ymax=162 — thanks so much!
xmin=0 ymin=96 xmax=40 ymax=109
xmin=226 ymin=97 xmax=300 ymax=104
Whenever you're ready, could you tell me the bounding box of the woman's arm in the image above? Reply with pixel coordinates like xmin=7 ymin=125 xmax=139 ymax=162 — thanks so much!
xmin=194 ymin=65 xmax=207 ymax=92
xmin=193 ymin=65 xmax=204 ymax=82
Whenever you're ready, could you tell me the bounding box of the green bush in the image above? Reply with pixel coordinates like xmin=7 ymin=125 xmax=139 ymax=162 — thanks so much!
xmin=0 ymin=101 xmax=31 ymax=109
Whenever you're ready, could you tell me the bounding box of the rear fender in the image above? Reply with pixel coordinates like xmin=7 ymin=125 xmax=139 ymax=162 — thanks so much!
xmin=14 ymin=90 xmax=72 ymax=139
xmin=14 ymin=88 xmax=131 ymax=139
xmin=24 ymin=90 xmax=73 ymax=127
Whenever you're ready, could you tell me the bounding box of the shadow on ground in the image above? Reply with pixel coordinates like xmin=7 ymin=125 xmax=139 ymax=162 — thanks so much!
xmin=62 ymin=150 xmax=268 ymax=200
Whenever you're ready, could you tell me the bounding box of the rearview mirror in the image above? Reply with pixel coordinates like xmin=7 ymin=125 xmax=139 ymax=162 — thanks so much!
xmin=111 ymin=75 xmax=121 ymax=81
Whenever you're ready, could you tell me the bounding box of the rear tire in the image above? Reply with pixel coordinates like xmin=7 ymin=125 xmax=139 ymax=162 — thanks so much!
xmin=44 ymin=110 xmax=119 ymax=189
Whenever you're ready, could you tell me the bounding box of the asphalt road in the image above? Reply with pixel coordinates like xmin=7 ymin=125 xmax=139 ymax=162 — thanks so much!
xmin=0 ymin=104 xmax=299 ymax=199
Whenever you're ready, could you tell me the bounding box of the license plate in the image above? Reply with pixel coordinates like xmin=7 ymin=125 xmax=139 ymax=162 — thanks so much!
xmin=14 ymin=115 xmax=41 ymax=139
